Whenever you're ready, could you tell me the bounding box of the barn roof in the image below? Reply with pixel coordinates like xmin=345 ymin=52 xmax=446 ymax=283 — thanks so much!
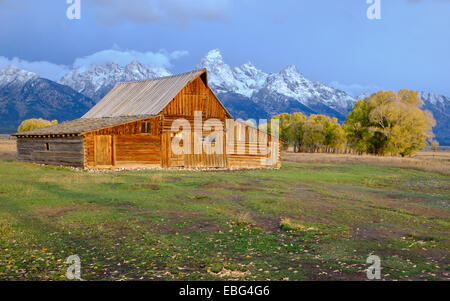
xmin=82 ymin=69 xmax=214 ymax=118
xmin=13 ymin=115 xmax=153 ymax=136
xmin=14 ymin=69 xmax=232 ymax=137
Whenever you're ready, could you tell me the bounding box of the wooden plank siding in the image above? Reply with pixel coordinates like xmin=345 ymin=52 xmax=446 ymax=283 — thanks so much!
xmin=16 ymin=137 xmax=84 ymax=168
xmin=83 ymin=117 xmax=161 ymax=169
xmin=161 ymin=76 xmax=229 ymax=168
xmin=226 ymin=123 xmax=281 ymax=169
xmin=162 ymin=77 xmax=230 ymax=120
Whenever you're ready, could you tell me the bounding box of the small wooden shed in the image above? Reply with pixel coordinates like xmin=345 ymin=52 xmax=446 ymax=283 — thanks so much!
xmin=13 ymin=69 xmax=281 ymax=170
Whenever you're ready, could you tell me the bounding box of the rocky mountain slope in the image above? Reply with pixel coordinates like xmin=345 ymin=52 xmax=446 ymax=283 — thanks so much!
xmin=420 ymin=92 xmax=450 ymax=145
xmin=59 ymin=61 xmax=170 ymax=102
xmin=0 ymin=66 xmax=94 ymax=130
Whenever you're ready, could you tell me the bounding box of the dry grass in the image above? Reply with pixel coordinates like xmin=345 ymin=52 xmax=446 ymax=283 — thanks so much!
xmin=0 ymin=137 xmax=15 ymax=151
xmin=0 ymin=137 xmax=16 ymax=160
xmin=282 ymin=151 xmax=450 ymax=175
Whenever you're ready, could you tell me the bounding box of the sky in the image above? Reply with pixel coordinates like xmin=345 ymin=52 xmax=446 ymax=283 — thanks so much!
xmin=0 ymin=0 xmax=449 ymax=96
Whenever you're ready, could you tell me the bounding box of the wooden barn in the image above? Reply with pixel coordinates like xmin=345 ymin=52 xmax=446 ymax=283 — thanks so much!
xmin=13 ymin=69 xmax=281 ymax=170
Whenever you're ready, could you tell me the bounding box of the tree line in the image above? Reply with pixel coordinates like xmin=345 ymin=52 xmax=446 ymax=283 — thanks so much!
xmin=268 ymin=90 xmax=437 ymax=156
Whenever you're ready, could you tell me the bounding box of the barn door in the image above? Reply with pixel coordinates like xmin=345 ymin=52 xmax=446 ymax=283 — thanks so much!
xmin=94 ymin=135 xmax=114 ymax=166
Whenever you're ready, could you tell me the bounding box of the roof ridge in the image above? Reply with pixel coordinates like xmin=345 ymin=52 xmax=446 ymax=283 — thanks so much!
xmin=82 ymin=68 xmax=210 ymax=119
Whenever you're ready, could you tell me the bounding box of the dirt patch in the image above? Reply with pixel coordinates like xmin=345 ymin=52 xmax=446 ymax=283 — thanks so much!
xmin=200 ymin=182 xmax=231 ymax=189
xmin=132 ymin=184 xmax=160 ymax=190
xmin=351 ymin=227 xmax=409 ymax=240
xmin=166 ymin=176 xmax=183 ymax=183
xmin=34 ymin=206 xmax=80 ymax=219
xmin=225 ymin=193 xmax=245 ymax=204
xmin=251 ymin=214 xmax=282 ymax=232
xmin=180 ymin=220 xmax=220 ymax=233
xmin=297 ymin=261 xmax=366 ymax=281
xmin=200 ymin=181 xmax=264 ymax=192
xmin=134 ymin=210 xmax=220 ymax=234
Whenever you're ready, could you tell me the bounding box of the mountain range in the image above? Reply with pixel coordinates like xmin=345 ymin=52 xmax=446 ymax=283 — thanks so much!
xmin=0 ymin=49 xmax=448 ymax=144
xmin=0 ymin=66 xmax=94 ymax=131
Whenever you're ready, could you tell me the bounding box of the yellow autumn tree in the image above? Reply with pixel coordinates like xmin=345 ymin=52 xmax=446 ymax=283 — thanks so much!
xmin=270 ymin=113 xmax=346 ymax=153
xmin=17 ymin=118 xmax=58 ymax=132
xmin=345 ymin=90 xmax=435 ymax=156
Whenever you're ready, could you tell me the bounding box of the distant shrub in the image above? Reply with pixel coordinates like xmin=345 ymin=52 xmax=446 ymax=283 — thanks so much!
xmin=17 ymin=118 xmax=57 ymax=132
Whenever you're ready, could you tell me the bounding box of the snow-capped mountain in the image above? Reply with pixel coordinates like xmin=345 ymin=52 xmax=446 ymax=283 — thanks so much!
xmin=198 ymin=49 xmax=268 ymax=97
xmin=0 ymin=66 xmax=39 ymax=88
xmin=420 ymin=92 xmax=450 ymax=145
xmin=60 ymin=61 xmax=170 ymax=102
xmin=0 ymin=66 xmax=94 ymax=130
xmin=198 ymin=49 xmax=356 ymax=120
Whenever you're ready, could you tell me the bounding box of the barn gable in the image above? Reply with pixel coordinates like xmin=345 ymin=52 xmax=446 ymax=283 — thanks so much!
xmin=82 ymin=69 xmax=231 ymax=119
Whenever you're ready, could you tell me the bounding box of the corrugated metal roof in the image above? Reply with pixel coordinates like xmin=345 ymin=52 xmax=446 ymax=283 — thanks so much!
xmin=13 ymin=116 xmax=153 ymax=136
xmin=82 ymin=69 xmax=207 ymax=118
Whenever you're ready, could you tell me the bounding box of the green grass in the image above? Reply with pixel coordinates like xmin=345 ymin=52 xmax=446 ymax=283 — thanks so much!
xmin=0 ymin=160 xmax=448 ymax=280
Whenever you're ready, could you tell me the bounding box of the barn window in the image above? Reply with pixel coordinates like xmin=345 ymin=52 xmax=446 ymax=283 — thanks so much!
xmin=141 ymin=122 xmax=151 ymax=134
xmin=44 ymin=142 xmax=49 ymax=151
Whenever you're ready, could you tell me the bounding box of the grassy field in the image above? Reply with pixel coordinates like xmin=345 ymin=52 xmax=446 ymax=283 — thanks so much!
xmin=283 ymin=151 xmax=450 ymax=175
xmin=0 ymin=138 xmax=449 ymax=280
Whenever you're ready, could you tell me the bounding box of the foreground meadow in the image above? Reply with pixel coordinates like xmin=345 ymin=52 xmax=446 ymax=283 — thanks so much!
xmin=0 ymin=157 xmax=449 ymax=280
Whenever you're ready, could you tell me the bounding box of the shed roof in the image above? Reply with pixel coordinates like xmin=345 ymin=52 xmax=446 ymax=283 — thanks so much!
xmin=82 ymin=69 xmax=210 ymax=118
xmin=13 ymin=116 xmax=153 ymax=136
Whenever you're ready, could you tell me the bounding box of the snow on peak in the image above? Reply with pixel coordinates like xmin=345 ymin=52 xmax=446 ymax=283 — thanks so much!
xmin=197 ymin=49 xmax=356 ymax=113
xmin=419 ymin=91 xmax=448 ymax=106
xmin=59 ymin=61 xmax=170 ymax=101
xmin=281 ymin=65 xmax=301 ymax=75
xmin=198 ymin=50 xmax=267 ymax=97
xmin=261 ymin=65 xmax=356 ymax=113
xmin=203 ymin=49 xmax=224 ymax=63
xmin=0 ymin=65 xmax=39 ymax=86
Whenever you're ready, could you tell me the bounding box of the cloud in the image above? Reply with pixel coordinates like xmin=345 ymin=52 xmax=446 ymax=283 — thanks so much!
xmin=329 ymin=81 xmax=382 ymax=97
xmin=0 ymin=56 xmax=69 ymax=81
xmin=0 ymin=47 xmax=189 ymax=80
xmin=72 ymin=48 xmax=189 ymax=68
xmin=89 ymin=0 xmax=231 ymax=26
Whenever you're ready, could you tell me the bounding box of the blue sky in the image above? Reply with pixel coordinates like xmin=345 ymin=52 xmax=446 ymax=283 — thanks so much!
xmin=0 ymin=0 xmax=449 ymax=96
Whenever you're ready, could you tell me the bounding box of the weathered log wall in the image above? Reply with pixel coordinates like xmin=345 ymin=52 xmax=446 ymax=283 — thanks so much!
xmin=16 ymin=137 xmax=84 ymax=168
